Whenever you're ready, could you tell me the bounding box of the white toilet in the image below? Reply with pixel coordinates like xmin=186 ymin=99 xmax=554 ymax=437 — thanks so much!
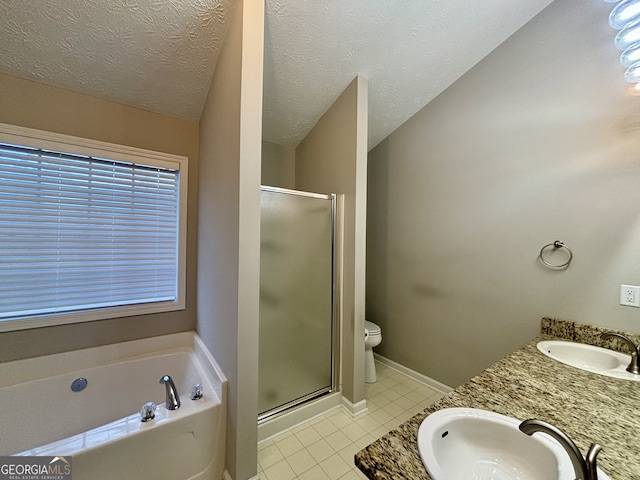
xmin=364 ymin=320 xmax=382 ymax=383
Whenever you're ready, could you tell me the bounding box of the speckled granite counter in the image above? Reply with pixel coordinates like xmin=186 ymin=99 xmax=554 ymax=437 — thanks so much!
xmin=355 ymin=318 xmax=640 ymax=479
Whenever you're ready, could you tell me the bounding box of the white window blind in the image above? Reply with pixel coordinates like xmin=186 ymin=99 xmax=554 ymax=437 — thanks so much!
xmin=0 ymin=142 xmax=181 ymax=322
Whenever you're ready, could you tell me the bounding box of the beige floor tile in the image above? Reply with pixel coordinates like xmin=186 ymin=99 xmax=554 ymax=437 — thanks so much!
xmin=319 ymin=453 xmax=353 ymax=478
xmin=294 ymin=425 xmax=322 ymax=447
xmin=366 ymin=394 xmax=392 ymax=409
xmin=391 ymin=382 xmax=415 ymax=396
xmin=407 ymin=404 xmax=428 ymax=418
xmin=275 ymin=434 xmax=304 ymax=456
xmin=307 ymin=438 xmax=335 ymax=463
xmin=406 ymin=389 xmax=430 ymax=404
xmin=285 ymin=448 xmax=316 ymax=476
xmin=394 ymin=394 xmax=417 ymax=410
xmin=297 ymin=465 xmax=331 ymax=480
xmin=368 ymin=407 xmax=394 ymax=425
xmin=380 ymin=388 xmax=402 ymax=402
xmin=381 ymin=401 xmax=405 ymax=418
xmin=378 ymin=377 xmax=401 ymax=389
xmin=324 ymin=430 xmax=352 ymax=451
xmin=336 ymin=442 xmax=360 ymax=465
xmin=396 ymin=408 xmax=418 ymax=423
xmin=383 ymin=417 xmax=402 ymax=431
xmin=312 ymin=417 xmax=340 ymax=437
xmin=353 ymin=433 xmax=377 ymax=450
xmin=341 ymin=422 xmax=369 ymax=442
xmin=327 ymin=411 xmax=355 ymax=429
xmin=258 ymin=443 xmax=284 ymax=470
xmin=346 ymin=467 xmax=370 ymax=479
xmin=263 ymin=459 xmax=296 ymax=480
xmin=370 ymin=425 xmax=392 ymax=439
xmin=353 ymin=415 xmax=382 ymax=432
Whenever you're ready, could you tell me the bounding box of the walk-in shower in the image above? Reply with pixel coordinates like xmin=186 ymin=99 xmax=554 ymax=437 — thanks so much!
xmin=258 ymin=186 xmax=337 ymax=422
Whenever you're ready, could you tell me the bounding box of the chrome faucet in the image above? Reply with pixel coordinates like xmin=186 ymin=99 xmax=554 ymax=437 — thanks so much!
xmin=519 ymin=419 xmax=602 ymax=480
xmin=601 ymin=332 xmax=640 ymax=374
xmin=159 ymin=375 xmax=181 ymax=410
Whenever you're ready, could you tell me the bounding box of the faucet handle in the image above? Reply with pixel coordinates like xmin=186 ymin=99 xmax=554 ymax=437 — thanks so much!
xmin=190 ymin=383 xmax=204 ymax=400
xmin=140 ymin=401 xmax=156 ymax=422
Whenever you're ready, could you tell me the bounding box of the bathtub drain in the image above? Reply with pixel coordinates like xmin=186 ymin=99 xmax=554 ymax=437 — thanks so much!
xmin=71 ymin=377 xmax=88 ymax=392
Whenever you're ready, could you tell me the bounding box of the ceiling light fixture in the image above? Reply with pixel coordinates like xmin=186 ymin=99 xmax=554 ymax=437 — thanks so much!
xmin=606 ymin=0 xmax=640 ymax=93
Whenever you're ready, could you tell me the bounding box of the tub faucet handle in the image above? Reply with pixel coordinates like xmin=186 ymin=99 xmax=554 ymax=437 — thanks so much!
xmin=159 ymin=375 xmax=181 ymax=410
xmin=140 ymin=401 xmax=156 ymax=422
xmin=190 ymin=383 xmax=204 ymax=400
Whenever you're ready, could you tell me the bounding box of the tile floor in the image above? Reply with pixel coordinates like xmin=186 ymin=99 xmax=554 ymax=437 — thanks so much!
xmin=257 ymin=361 xmax=446 ymax=480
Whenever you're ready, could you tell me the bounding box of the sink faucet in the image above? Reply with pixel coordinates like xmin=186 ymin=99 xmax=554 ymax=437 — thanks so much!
xmin=519 ymin=419 xmax=602 ymax=480
xmin=601 ymin=332 xmax=640 ymax=374
xmin=159 ymin=375 xmax=181 ymax=410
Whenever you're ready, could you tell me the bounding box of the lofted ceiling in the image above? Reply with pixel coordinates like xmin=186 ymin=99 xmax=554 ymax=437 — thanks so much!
xmin=0 ymin=0 xmax=555 ymax=150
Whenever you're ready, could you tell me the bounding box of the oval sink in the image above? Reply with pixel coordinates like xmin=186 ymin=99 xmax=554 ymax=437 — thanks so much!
xmin=417 ymin=408 xmax=610 ymax=480
xmin=537 ymin=340 xmax=640 ymax=381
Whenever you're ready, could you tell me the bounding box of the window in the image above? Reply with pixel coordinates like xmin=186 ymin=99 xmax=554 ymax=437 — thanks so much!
xmin=0 ymin=124 xmax=188 ymax=332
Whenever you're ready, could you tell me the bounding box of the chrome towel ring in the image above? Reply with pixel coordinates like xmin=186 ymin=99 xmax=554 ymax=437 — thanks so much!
xmin=539 ymin=241 xmax=573 ymax=269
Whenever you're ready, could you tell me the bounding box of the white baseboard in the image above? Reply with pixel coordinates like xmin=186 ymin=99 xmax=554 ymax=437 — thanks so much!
xmin=341 ymin=396 xmax=368 ymax=417
xmin=374 ymin=353 xmax=453 ymax=394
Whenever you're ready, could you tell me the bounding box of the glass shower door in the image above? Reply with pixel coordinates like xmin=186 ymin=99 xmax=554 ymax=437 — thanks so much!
xmin=259 ymin=186 xmax=335 ymax=420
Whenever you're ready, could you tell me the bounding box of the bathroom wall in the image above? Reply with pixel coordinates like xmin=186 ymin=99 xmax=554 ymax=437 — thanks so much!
xmin=367 ymin=0 xmax=640 ymax=387
xmin=197 ymin=0 xmax=263 ymax=479
xmin=296 ymin=76 xmax=369 ymax=408
xmin=0 ymin=72 xmax=198 ymax=362
xmin=261 ymin=140 xmax=295 ymax=188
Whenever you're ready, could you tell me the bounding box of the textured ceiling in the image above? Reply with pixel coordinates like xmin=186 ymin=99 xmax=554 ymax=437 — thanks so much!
xmin=263 ymin=0 xmax=556 ymax=150
xmin=0 ymin=0 xmax=234 ymax=122
xmin=0 ymin=0 xmax=555 ymax=149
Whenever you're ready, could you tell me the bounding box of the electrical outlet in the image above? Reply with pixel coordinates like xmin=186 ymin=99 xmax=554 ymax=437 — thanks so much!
xmin=620 ymin=285 xmax=640 ymax=307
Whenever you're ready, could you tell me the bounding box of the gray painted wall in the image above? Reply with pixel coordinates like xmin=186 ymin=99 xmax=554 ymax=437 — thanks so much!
xmin=261 ymin=140 xmax=295 ymax=188
xmin=367 ymin=0 xmax=640 ymax=388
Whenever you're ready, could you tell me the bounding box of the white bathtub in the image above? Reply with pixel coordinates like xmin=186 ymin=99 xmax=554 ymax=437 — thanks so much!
xmin=0 ymin=331 xmax=227 ymax=480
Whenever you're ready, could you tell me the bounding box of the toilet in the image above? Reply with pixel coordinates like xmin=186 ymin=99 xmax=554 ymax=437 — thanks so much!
xmin=364 ymin=320 xmax=382 ymax=383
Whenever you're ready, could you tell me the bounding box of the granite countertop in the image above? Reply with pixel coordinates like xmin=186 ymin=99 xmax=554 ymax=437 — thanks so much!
xmin=355 ymin=319 xmax=640 ymax=479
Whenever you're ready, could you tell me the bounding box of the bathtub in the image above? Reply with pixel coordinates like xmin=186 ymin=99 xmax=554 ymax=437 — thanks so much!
xmin=0 ymin=331 xmax=227 ymax=480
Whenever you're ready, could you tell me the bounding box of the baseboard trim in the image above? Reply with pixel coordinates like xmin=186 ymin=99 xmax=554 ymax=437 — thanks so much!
xmin=341 ymin=396 xmax=368 ymax=417
xmin=374 ymin=353 xmax=453 ymax=394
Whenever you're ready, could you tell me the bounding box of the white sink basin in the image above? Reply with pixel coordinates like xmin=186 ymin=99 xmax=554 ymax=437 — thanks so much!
xmin=537 ymin=340 xmax=640 ymax=381
xmin=417 ymin=408 xmax=610 ymax=480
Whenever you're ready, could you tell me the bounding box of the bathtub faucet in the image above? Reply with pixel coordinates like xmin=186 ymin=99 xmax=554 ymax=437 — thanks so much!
xmin=159 ymin=375 xmax=181 ymax=410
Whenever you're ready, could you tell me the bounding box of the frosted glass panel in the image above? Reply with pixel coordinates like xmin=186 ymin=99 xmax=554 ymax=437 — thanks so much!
xmin=259 ymin=188 xmax=334 ymax=416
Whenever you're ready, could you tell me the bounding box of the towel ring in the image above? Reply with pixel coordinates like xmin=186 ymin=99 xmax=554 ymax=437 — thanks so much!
xmin=539 ymin=241 xmax=573 ymax=269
